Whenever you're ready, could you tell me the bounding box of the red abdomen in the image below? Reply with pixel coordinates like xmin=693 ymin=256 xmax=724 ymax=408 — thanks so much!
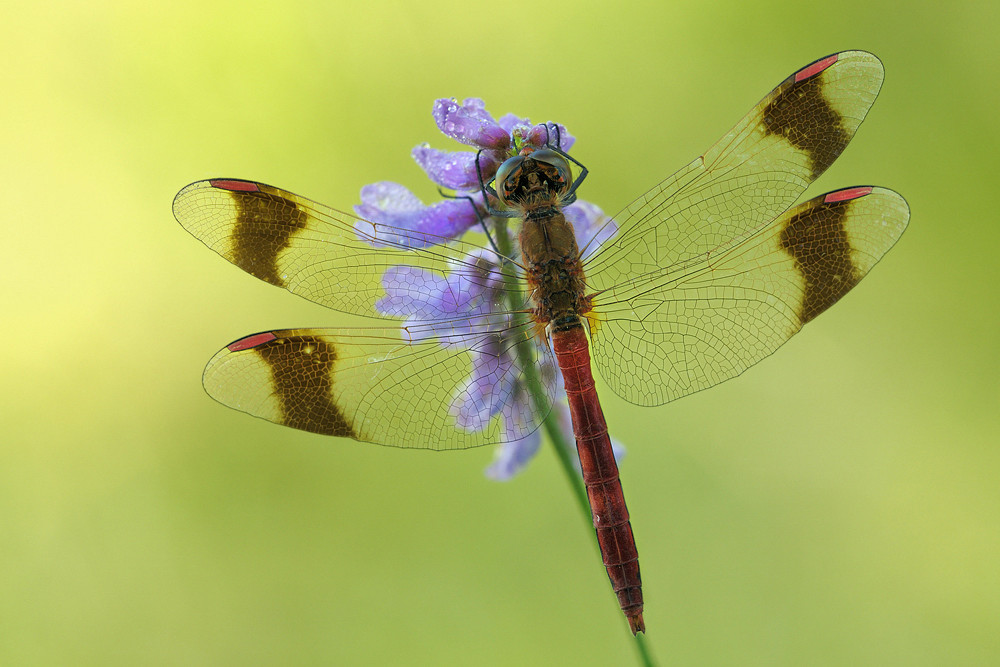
xmin=551 ymin=324 xmax=644 ymax=634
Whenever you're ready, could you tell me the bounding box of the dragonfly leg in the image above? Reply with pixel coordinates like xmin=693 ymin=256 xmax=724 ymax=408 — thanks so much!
xmin=542 ymin=124 xmax=588 ymax=201
xmin=543 ymin=122 xmax=563 ymax=150
xmin=437 ymin=187 xmax=503 ymax=256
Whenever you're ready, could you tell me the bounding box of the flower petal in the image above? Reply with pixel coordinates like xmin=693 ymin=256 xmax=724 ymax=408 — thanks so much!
xmin=433 ymin=98 xmax=511 ymax=150
xmin=376 ymin=265 xmax=452 ymax=322
xmin=412 ymin=145 xmax=500 ymax=191
xmin=485 ymin=428 xmax=541 ymax=480
xmin=450 ymin=341 xmax=514 ymax=431
xmin=496 ymin=112 xmax=532 ymax=135
xmin=564 ymin=200 xmax=617 ymax=259
xmin=524 ymin=123 xmax=576 ymax=152
xmin=354 ymin=182 xmax=480 ymax=248
xmin=549 ymin=123 xmax=576 ymax=152
xmin=356 ymin=181 xmax=423 ymax=214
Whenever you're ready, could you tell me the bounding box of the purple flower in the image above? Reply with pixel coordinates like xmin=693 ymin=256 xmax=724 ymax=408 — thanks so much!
xmin=375 ymin=246 xmax=623 ymax=481
xmin=375 ymin=249 xmax=505 ymax=340
xmin=355 ymin=98 xmax=585 ymax=247
xmin=360 ymin=98 xmax=624 ymax=480
xmin=353 ymin=182 xmax=480 ymax=248
xmin=433 ymin=98 xmax=511 ymax=150
xmin=375 ymin=248 xmax=542 ymax=440
xmin=411 ymin=146 xmax=491 ymax=191
xmin=422 ymin=98 xmax=575 ymax=194
xmin=565 ymin=200 xmax=618 ymax=260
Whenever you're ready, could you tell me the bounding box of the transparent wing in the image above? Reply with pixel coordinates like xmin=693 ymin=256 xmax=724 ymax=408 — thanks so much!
xmin=588 ymin=186 xmax=908 ymax=405
xmin=582 ymin=51 xmax=898 ymax=406
xmin=175 ymin=179 xmax=560 ymax=448
xmin=173 ymin=178 xmax=526 ymax=319
xmin=203 ymin=320 xmax=557 ymax=450
xmin=584 ymin=51 xmax=884 ymax=281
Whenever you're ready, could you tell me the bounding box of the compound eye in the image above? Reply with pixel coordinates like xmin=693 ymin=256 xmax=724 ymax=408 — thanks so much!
xmin=527 ymin=149 xmax=572 ymax=194
xmin=494 ymin=155 xmax=525 ymax=207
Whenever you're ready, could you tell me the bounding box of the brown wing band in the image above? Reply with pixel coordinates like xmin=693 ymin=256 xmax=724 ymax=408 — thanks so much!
xmin=763 ymin=60 xmax=850 ymax=179
xmin=780 ymin=192 xmax=865 ymax=324
xmin=249 ymin=334 xmax=357 ymax=438
xmin=219 ymin=184 xmax=307 ymax=288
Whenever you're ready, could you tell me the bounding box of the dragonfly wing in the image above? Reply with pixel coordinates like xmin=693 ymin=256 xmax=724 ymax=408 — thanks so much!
xmin=173 ymin=179 xmax=518 ymax=318
xmin=588 ymin=187 xmax=909 ymax=406
xmin=584 ymin=50 xmax=884 ymax=279
xmin=203 ymin=322 xmax=557 ymax=450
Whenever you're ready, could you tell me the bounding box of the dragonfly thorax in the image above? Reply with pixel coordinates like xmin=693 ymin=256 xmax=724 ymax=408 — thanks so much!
xmin=494 ymin=148 xmax=572 ymax=209
xmin=518 ymin=207 xmax=588 ymax=334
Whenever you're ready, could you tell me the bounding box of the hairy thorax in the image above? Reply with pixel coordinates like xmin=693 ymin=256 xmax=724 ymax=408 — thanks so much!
xmin=517 ymin=202 xmax=589 ymax=333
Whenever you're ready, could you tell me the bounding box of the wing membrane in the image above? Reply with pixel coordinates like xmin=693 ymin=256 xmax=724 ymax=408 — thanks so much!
xmin=180 ymin=51 xmax=904 ymax=440
xmin=589 ymin=187 xmax=909 ymax=406
xmin=204 ymin=322 xmax=556 ymax=450
xmin=585 ymin=50 xmax=884 ymax=282
xmin=173 ymin=179 xmax=526 ymax=319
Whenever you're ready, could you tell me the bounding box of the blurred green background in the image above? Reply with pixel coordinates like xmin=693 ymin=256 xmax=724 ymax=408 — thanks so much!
xmin=2 ymin=1 xmax=998 ymax=665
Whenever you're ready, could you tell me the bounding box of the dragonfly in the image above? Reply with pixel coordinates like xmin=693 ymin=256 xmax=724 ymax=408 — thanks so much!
xmin=174 ymin=50 xmax=908 ymax=635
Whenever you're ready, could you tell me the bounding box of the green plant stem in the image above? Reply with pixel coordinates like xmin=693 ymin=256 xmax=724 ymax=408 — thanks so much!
xmin=539 ymin=401 xmax=591 ymax=519
xmin=633 ymin=633 xmax=655 ymax=666
xmin=492 ymin=219 xmax=591 ymax=520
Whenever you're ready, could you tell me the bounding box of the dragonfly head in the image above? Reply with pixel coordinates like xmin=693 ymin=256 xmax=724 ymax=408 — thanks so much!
xmin=494 ymin=148 xmax=572 ymax=209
